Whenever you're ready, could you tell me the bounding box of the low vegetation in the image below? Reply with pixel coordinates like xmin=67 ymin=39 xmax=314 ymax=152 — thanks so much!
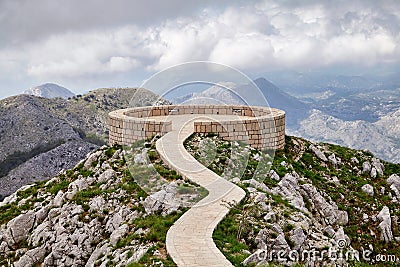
xmin=185 ymin=133 xmax=400 ymax=266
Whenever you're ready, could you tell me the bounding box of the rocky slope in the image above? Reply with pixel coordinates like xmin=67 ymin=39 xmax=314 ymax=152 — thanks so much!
xmin=1 ymin=133 xmax=399 ymax=266
xmin=294 ymin=109 xmax=400 ymax=163
xmin=24 ymin=83 xmax=75 ymax=99
xmin=0 ymin=138 xmax=203 ymax=266
xmin=185 ymin=134 xmax=400 ymax=266
xmin=0 ymin=88 xmax=168 ymax=200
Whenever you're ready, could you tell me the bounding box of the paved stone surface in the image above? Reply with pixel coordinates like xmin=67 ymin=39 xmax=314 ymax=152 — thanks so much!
xmin=155 ymin=115 xmax=246 ymax=267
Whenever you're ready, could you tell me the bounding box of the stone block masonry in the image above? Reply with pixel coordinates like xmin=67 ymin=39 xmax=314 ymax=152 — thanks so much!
xmin=109 ymin=105 xmax=285 ymax=150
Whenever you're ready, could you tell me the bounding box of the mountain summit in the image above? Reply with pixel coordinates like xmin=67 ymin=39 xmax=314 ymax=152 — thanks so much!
xmin=24 ymin=83 xmax=75 ymax=99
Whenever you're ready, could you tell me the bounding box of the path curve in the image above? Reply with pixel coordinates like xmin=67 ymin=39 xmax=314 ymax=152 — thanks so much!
xmin=155 ymin=115 xmax=246 ymax=267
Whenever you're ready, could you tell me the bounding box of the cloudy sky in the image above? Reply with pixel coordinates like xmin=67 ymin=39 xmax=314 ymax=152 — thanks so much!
xmin=0 ymin=0 xmax=399 ymax=99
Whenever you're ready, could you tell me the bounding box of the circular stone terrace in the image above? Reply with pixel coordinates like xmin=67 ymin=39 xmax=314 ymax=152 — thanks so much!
xmin=108 ymin=105 xmax=285 ymax=266
xmin=109 ymin=105 xmax=285 ymax=150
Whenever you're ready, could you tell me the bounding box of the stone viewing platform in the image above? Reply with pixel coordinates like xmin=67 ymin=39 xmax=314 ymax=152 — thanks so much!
xmin=108 ymin=105 xmax=285 ymax=266
xmin=109 ymin=105 xmax=286 ymax=149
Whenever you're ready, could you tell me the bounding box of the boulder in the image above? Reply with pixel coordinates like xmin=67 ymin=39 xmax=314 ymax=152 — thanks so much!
xmin=6 ymin=211 xmax=36 ymax=246
xmin=289 ymin=228 xmax=306 ymax=249
xmin=361 ymin=184 xmax=374 ymax=196
xmin=370 ymin=167 xmax=377 ymax=179
xmin=106 ymin=212 xmax=123 ymax=234
xmin=85 ymin=243 xmax=111 ymax=267
xmin=272 ymin=174 xmax=307 ymax=212
xmin=142 ymin=183 xmax=181 ymax=215
xmin=84 ymin=150 xmax=102 ymax=169
xmin=242 ymin=249 xmax=266 ymax=266
xmin=110 ymin=224 xmax=129 ymax=246
xmin=269 ymin=170 xmax=280 ymax=181
xmin=97 ymin=169 xmax=116 ymax=183
xmin=309 ymin=145 xmax=327 ymax=162
xmin=351 ymin=157 xmax=359 ymax=164
xmin=300 ymin=184 xmax=348 ymax=226
xmin=371 ymin=158 xmax=384 ymax=176
xmin=52 ymin=191 xmax=65 ymax=207
xmin=377 ymin=206 xmax=393 ymax=242
xmin=362 ymin=161 xmax=371 ymax=173
xmin=13 ymin=245 xmax=47 ymax=267
xmin=328 ymin=153 xmax=341 ymax=167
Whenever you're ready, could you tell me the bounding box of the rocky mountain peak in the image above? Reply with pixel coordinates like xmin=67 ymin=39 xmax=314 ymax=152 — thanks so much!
xmin=23 ymin=83 xmax=75 ymax=99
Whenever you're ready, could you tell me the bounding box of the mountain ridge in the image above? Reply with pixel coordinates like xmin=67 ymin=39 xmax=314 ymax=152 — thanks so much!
xmin=0 ymin=88 xmax=168 ymax=199
xmin=23 ymin=83 xmax=75 ymax=99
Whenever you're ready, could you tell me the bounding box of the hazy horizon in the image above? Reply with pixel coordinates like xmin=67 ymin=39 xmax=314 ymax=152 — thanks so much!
xmin=1 ymin=0 xmax=399 ymax=99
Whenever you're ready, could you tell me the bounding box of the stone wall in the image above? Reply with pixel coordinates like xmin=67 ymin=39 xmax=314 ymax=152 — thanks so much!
xmin=109 ymin=105 xmax=285 ymax=150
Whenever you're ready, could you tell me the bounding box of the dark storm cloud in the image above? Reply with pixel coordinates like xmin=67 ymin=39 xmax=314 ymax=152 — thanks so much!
xmin=0 ymin=0 xmax=231 ymax=47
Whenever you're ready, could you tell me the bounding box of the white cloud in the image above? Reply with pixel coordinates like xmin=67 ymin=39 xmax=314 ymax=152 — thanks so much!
xmin=0 ymin=0 xmax=399 ymax=93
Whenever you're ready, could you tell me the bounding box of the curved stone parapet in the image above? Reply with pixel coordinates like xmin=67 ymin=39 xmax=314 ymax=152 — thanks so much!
xmin=109 ymin=105 xmax=285 ymax=149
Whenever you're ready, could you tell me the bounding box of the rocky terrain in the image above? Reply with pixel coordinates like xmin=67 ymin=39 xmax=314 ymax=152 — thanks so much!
xmin=0 ymin=88 xmax=168 ymax=200
xmin=24 ymin=83 xmax=75 ymax=99
xmin=0 ymin=137 xmax=205 ymax=266
xmin=185 ymin=134 xmax=400 ymax=266
xmin=293 ymin=109 xmax=400 ymax=163
xmin=0 ymin=131 xmax=399 ymax=266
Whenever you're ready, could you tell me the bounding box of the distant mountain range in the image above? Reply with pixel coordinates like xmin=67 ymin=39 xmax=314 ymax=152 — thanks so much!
xmin=171 ymin=78 xmax=310 ymax=127
xmin=262 ymin=70 xmax=400 ymax=95
xmin=1 ymin=78 xmax=399 ymax=199
xmin=0 ymin=86 xmax=168 ymax=199
xmin=292 ymin=109 xmax=400 ymax=163
xmin=24 ymin=83 xmax=75 ymax=99
xmin=168 ymin=77 xmax=400 ymax=163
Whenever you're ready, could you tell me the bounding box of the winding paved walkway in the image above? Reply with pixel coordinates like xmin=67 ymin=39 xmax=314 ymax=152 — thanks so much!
xmin=155 ymin=115 xmax=246 ymax=267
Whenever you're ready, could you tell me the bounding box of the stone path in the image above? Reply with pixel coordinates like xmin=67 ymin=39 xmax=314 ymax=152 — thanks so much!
xmin=155 ymin=115 xmax=246 ymax=267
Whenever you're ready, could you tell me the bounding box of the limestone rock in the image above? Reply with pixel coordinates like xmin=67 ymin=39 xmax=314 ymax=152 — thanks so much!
xmin=84 ymin=150 xmax=103 ymax=169
xmin=371 ymin=158 xmax=384 ymax=176
xmin=387 ymin=174 xmax=400 ymax=188
xmin=106 ymin=211 xmax=123 ymax=233
xmin=272 ymin=173 xmax=307 ymax=212
xmin=52 ymin=191 xmax=65 ymax=207
xmin=324 ymin=226 xmax=335 ymax=237
xmin=13 ymin=245 xmax=47 ymax=267
xmin=142 ymin=183 xmax=181 ymax=215
xmin=269 ymin=170 xmax=280 ymax=181
xmin=309 ymin=144 xmax=327 ymax=161
xmin=300 ymin=184 xmax=348 ymax=226
xmin=86 ymin=243 xmax=111 ymax=267
xmin=377 ymin=206 xmax=393 ymax=242
xmin=134 ymin=150 xmax=148 ymax=165
xmin=242 ymin=178 xmax=269 ymax=192
xmin=351 ymin=157 xmax=359 ymax=164
xmin=328 ymin=153 xmax=341 ymax=167
xmin=6 ymin=211 xmax=36 ymax=246
xmin=362 ymin=161 xmax=371 ymax=173
xmin=289 ymin=228 xmax=306 ymax=249
xmin=110 ymin=224 xmax=129 ymax=246
xmin=387 ymin=174 xmax=400 ymax=198
xmin=370 ymin=167 xmax=377 ymax=179
xmin=361 ymin=184 xmax=374 ymax=196
xmin=273 ymin=233 xmax=290 ymax=251
xmin=242 ymin=249 xmax=266 ymax=266
xmin=89 ymin=196 xmax=106 ymax=211
xmin=97 ymin=169 xmax=116 ymax=183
